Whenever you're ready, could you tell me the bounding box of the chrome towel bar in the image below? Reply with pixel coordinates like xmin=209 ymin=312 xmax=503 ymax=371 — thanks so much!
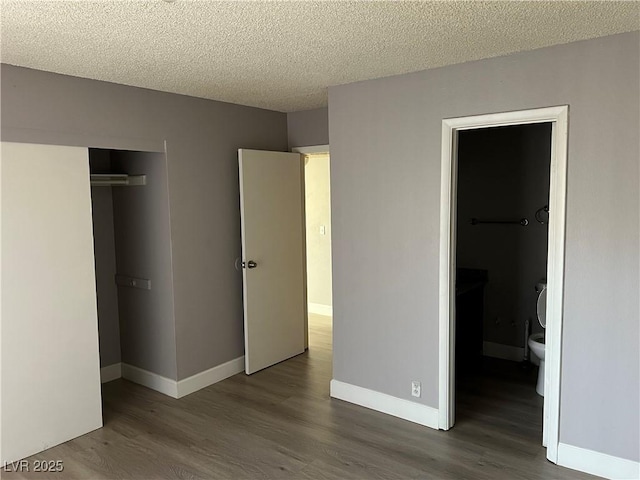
xmin=470 ymin=218 xmax=529 ymax=226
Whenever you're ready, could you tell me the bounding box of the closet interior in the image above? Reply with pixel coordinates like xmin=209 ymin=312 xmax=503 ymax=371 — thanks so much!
xmin=89 ymin=148 xmax=178 ymax=384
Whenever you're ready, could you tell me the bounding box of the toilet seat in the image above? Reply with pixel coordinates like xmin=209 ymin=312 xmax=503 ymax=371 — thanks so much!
xmin=530 ymin=332 xmax=544 ymax=344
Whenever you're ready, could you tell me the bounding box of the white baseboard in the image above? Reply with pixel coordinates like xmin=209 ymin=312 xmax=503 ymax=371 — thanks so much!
xmin=483 ymin=341 xmax=525 ymax=362
xmin=122 ymin=363 xmax=178 ymax=398
xmin=177 ymin=356 xmax=244 ymax=398
xmin=330 ymin=380 xmax=439 ymax=429
xmin=120 ymin=357 xmax=245 ymax=399
xmin=308 ymin=303 xmax=332 ymax=316
xmin=100 ymin=363 xmax=122 ymax=383
xmin=557 ymin=442 xmax=640 ymax=479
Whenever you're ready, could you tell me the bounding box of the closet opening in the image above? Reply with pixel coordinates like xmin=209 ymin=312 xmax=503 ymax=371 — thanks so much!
xmin=89 ymin=148 xmax=177 ymax=392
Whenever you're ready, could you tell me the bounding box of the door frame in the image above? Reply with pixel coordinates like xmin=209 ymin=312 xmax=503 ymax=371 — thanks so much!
xmin=438 ymin=106 xmax=569 ymax=463
xmin=292 ymin=144 xmax=330 ymax=155
xmin=291 ymin=144 xmax=331 ymax=349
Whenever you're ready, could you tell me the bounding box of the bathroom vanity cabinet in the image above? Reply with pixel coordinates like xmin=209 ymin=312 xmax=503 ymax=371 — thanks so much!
xmin=455 ymin=268 xmax=488 ymax=376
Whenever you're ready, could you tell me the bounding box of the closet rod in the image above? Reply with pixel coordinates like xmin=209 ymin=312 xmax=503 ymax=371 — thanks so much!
xmin=90 ymin=174 xmax=146 ymax=187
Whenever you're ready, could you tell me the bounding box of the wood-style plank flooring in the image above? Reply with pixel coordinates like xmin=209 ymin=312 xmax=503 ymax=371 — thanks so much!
xmin=3 ymin=314 xmax=597 ymax=479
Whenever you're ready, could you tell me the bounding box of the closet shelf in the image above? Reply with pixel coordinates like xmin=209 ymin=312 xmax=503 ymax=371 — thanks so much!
xmin=90 ymin=174 xmax=146 ymax=187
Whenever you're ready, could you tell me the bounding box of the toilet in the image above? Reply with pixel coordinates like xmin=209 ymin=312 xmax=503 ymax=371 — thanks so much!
xmin=528 ymin=282 xmax=547 ymax=396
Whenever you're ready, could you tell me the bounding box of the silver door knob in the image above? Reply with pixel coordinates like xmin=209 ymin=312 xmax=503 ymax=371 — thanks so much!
xmin=247 ymin=260 xmax=257 ymax=269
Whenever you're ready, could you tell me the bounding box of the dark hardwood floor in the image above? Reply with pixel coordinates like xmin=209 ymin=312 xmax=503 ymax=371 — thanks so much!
xmin=3 ymin=314 xmax=597 ymax=479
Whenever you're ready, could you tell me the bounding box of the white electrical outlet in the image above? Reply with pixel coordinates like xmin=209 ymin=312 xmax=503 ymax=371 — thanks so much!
xmin=411 ymin=381 xmax=421 ymax=398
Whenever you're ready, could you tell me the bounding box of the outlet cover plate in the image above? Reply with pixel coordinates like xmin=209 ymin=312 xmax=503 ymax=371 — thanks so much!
xmin=411 ymin=381 xmax=421 ymax=397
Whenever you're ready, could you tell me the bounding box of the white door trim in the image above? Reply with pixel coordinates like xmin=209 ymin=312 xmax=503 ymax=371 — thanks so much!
xmin=292 ymin=144 xmax=330 ymax=155
xmin=438 ymin=105 xmax=569 ymax=464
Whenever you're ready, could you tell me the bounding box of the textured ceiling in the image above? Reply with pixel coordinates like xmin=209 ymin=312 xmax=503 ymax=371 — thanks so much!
xmin=1 ymin=1 xmax=638 ymax=112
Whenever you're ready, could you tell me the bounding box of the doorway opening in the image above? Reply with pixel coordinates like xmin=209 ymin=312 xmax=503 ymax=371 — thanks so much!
xmin=439 ymin=106 xmax=569 ymax=463
xmin=454 ymin=122 xmax=551 ymax=448
xmin=295 ymin=146 xmax=333 ymax=361
xmin=89 ymin=148 xmax=177 ymax=390
xmin=238 ymin=146 xmax=332 ymax=375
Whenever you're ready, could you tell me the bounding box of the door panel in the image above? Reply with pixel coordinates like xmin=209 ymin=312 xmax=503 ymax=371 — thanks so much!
xmin=1 ymin=142 xmax=102 ymax=463
xmin=239 ymin=149 xmax=306 ymax=374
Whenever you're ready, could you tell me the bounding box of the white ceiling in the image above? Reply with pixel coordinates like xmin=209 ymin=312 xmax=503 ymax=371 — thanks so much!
xmin=1 ymin=1 xmax=638 ymax=112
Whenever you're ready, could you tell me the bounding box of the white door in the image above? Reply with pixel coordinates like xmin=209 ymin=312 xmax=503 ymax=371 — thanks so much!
xmin=238 ymin=149 xmax=306 ymax=374
xmin=1 ymin=142 xmax=103 ymax=464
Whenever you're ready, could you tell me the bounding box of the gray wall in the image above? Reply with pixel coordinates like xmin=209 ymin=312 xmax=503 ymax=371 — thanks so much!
xmin=1 ymin=65 xmax=288 ymax=380
xmin=328 ymin=32 xmax=639 ymax=461
xmin=111 ymin=151 xmax=177 ymax=379
xmin=89 ymin=150 xmax=121 ymax=368
xmin=287 ymin=108 xmax=329 ymax=149
xmin=456 ymin=124 xmax=551 ymax=348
